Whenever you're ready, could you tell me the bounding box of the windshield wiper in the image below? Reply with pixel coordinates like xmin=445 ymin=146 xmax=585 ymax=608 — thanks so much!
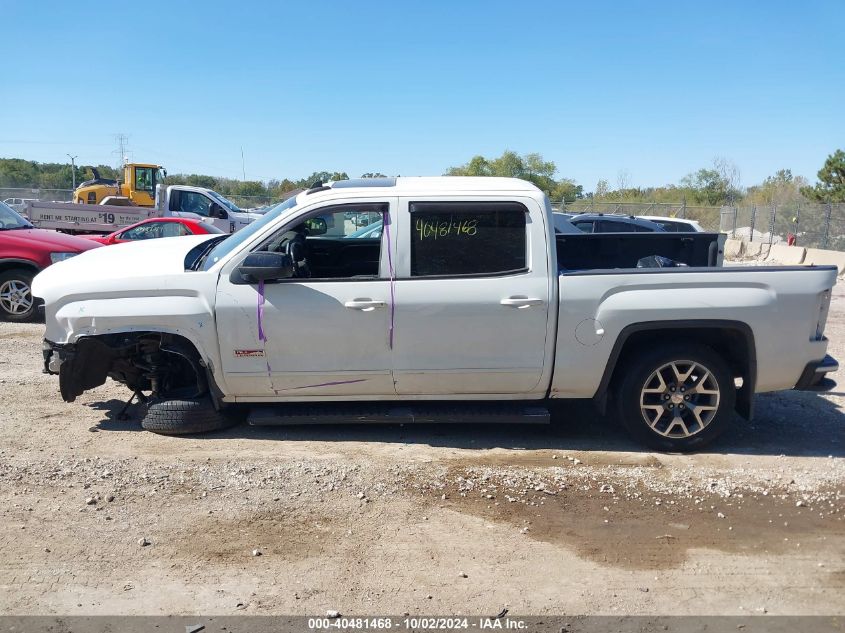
xmin=0 ymin=225 xmax=33 ymax=231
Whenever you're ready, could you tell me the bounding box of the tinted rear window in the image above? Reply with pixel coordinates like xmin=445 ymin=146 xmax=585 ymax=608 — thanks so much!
xmin=599 ymin=220 xmax=638 ymax=232
xmin=409 ymin=201 xmax=527 ymax=277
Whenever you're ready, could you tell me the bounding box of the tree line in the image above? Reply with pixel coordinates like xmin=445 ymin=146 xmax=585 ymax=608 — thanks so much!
xmin=1 ymin=149 xmax=842 ymax=206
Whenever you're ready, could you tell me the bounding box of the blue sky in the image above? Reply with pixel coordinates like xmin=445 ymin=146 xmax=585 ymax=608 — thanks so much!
xmin=2 ymin=0 xmax=843 ymax=191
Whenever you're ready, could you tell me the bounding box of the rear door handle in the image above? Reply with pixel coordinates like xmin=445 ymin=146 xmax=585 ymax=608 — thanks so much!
xmin=500 ymin=296 xmax=544 ymax=308
xmin=344 ymin=299 xmax=387 ymax=311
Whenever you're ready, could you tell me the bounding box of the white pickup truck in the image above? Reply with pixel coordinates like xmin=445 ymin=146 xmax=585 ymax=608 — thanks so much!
xmin=24 ymin=185 xmax=262 ymax=234
xmin=33 ymin=177 xmax=838 ymax=451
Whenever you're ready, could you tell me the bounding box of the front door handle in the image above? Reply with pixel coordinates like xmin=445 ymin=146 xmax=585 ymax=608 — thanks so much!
xmin=344 ymin=299 xmax=387 ymax=311
xmin=500 ymin=296 xmax=544 ymax=308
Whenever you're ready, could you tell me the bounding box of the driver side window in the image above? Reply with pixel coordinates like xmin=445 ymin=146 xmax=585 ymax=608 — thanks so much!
xmin=179 ymin=191 xmax=213 ymax=217
xmin=257 ymin=203 xmax=388 ymax=280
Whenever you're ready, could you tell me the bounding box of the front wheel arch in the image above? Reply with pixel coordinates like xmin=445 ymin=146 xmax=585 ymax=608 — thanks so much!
xmin=57 ymin=331 xmax=219 ymax=402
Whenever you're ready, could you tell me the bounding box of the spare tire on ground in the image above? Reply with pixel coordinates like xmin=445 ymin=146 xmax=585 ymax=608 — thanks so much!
xmin=141 ymin=396 xmax=240 ymax=435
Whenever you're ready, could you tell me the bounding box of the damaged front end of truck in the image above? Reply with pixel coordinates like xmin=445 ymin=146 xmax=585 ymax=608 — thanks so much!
xmin=43 ymin=333 xmax=208 ymax=403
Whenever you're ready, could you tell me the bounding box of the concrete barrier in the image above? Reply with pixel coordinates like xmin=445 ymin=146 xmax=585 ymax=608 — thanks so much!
xmin=728 ymin=239 xmax=845 ymax=274
xmin=804 ymin=248 xmax=845 ymax=275
xmin=765 ymin=244 xmax=806 ymax=265
xmin=724 ymin=239 xmax=744 ymax=259
xmin=744 ymin=242 xmax=763 ymax=258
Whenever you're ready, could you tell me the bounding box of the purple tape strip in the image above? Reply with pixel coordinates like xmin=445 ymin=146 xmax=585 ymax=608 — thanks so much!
xmin=256 ymin=279 xmax=274 ymax=380
xmin=257 ymin=279 xmax=266 ymax=342
xmin=383 ymin=211 xmax=395 ymax=349
xmin=277 ymin=378 xmax=368 ymax=391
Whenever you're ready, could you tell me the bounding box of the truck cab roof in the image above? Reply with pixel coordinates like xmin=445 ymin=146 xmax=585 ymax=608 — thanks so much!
xmin=298 ymin=176 xmax=542 ymax=203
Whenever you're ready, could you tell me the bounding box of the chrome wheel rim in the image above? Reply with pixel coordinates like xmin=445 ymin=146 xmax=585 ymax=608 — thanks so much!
xmin=0 ymin=279 xmax=33 ymax=315
xmin=639 ymin=360 xmax=720 ymax=438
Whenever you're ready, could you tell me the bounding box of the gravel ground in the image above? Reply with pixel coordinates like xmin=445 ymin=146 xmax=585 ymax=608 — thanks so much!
xmin=0 ymin=272 xmax=843 ymax=616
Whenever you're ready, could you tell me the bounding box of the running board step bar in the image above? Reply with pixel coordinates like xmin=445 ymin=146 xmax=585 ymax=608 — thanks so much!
xmin=247 ymin=403 xmax=550 ymax=426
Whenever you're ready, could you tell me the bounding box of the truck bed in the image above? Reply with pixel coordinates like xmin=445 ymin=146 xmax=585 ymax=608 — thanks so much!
xmin=551 ymin=264 xmax=837 ymax=401
xmin=556 ymin=232 xmax=723 ymax=271
xmin=25 ymin=201 xmax=157 ymax=233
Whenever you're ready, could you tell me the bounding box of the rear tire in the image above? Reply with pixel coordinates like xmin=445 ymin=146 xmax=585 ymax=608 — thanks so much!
xmin=0 ymin=268 xmax=37 ymax=322
xmin=141 ymin=396 xmax=240 ymax=435
xmin=616 ymin=343 xmax=735 ymax=452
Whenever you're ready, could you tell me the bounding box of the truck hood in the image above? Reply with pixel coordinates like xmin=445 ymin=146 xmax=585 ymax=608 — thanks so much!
xmin=32 ymin=234 xmax=216 ymax=304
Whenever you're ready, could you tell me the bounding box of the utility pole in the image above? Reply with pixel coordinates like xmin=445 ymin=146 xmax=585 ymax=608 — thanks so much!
xmin=113 ymin=133 xmax=129 ymax=168
xmin=66 ymin=154 xmax=78 ymax=190
xmin=241 ymin=146 xmax=246 ymax=181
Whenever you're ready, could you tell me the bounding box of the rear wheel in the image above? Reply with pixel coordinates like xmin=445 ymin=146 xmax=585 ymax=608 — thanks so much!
xmin=616 ymin=343 xmax=735 ymax=451
xmin=0 ymin=269 xmax=36 ymax=322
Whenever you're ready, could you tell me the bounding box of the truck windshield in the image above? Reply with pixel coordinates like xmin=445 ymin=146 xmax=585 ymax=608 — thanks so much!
xmin=0 ymin=201 xmax=34 ymax=230
xmin=209 ymin=191 xmax=241 ymax=213
xmin=199 ymin=195 xmax=299 ymax=271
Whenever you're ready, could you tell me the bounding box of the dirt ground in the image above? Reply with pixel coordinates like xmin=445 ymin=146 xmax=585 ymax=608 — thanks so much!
xmin=0 ymin=281 xmax=843 ymax=616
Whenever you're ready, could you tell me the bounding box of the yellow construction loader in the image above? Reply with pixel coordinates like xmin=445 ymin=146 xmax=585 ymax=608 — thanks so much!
xmin=74 ymin=163 xmax=167 ymax=206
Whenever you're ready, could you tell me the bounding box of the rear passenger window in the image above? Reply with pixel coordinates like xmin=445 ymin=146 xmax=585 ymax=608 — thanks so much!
xmin=409 ymin=202 xmax=527 ymax=277
xmin=573 ymin=221 xmax=595 ymax=233
xmin=599 ymin=220 xmax=635 ymax=232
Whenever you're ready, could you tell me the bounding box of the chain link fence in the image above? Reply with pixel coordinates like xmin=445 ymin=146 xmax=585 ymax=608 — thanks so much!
xmin=1 ymin=188 xmax=75 ymax=204
xmin=558 ymin=199 xmax=845 ymax=250
xmin=225 ymin=195 xmax=278 ymax=210
xmin=718 ymin=203 xmax=845 ymax=250
xmin=7 ymin=187 xmax=845 ymax=251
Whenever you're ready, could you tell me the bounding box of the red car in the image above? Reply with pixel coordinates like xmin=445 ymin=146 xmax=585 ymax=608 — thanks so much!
xmin=82 ymin=217 xmax=225 ymax=245
xmin=0 ymin=201 xmax=101 ymax=322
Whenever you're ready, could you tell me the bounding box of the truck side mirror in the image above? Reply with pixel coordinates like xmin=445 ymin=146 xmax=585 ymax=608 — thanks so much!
xmin=210 ymin=203 xmax=228 ymax=220
xmin=234 ymin=252 xmax=294 ymax=283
